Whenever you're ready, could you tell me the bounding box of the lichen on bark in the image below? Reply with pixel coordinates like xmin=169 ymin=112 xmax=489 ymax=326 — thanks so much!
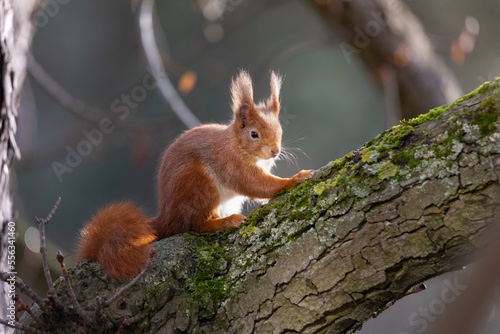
xmin=16 ymin=78 xmax=500 ymax=333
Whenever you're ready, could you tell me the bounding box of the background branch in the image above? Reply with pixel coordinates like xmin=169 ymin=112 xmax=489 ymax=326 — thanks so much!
xmin=138 ymin=0 xmax=201 ymax=129
xmin=305 ymin=0 xmax=463 ymax=119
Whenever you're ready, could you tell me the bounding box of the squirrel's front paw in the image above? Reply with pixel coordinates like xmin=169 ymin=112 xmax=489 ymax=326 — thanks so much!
xmin=293 ymin=169 xmax=314 ymax=184
xmin=224 ymin=213 xmax=247 ymax=228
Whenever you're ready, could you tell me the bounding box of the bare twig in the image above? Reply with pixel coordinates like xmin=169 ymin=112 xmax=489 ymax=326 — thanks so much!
xmin=56 ymin=250 xmax=92 ymax=325
xmin=103 ymin=248 xmax=156 ymax=308
xmin=116 ymin=313 xmax=146 ymax=334
xmin=124 ymin=313 xmax=146 ymax=325
xmin=93 ymin=297 xmax=104 ymax=324
xmin=255 ymin=32 xmax=341 ymax=83
xmin=0 ymin=318 xmax=46 ymax=334
xmin=94 ymin=248 xmax=155 ymax=323
xmin=42 ymin=196 xmax=61 ymax=224
xmin=35 ymin=197 xmax=62 ymax=309
xmin=14 ymin=295 xmax=46 ymax=329
xmin=0 ymin=271 xmax=50 ymax=314
xmin=138 ymin=0 xmax=200 ymax=129
xmin=27 ymin=53 xmax=103 ymax=125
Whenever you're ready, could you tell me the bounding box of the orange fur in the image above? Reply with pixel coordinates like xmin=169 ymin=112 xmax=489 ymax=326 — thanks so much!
xmin=76 ymin=202 xmax=154 ymax=281
xmin=77 ymin=71 xmax=314 ymax=280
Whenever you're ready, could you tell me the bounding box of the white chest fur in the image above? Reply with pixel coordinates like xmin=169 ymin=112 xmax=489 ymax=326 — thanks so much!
xmin=217 ymin=189 xmax=246 ymax=218
xmin=215 ymin=158 xmax=275 ymax=218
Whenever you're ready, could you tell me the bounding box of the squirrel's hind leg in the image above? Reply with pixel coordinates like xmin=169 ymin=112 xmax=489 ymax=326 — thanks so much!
xmin=194 ymin=213 xmax=247 ymax=233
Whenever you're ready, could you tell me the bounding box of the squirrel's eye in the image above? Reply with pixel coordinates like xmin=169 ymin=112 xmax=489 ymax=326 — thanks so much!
xmin=251 ymin=131 xmax=259 ymax=139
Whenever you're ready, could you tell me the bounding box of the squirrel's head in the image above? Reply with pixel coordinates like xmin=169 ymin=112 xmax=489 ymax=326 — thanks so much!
xmin=231 ymin=70 xmax=283 ymax=161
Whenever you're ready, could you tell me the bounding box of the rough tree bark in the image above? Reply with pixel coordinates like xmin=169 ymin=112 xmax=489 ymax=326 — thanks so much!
xmin=14 ymin=78 xmax=500 ymax=333
xmin=0 ymin=1 xmax=40 ymax=333
xmin=304 ymin=0 xmax=463 ymax=121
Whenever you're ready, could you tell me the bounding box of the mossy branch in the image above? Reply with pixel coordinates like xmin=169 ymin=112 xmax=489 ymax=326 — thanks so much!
xmin=15 ymin=78 xmax=500 ymax=333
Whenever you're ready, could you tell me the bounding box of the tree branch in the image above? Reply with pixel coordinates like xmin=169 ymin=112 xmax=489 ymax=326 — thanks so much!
xmin=304 ymin=0 xmax=463 ymax=120
xmin=138 ymin=0 xmax=200 ymax=129
xmin=35 ymin=197 xmax=62 ymax=310
xmin=1 ymin=1 xmax=42 ymax=332
xmin=13 ymin=78 xmax=500 ymax=333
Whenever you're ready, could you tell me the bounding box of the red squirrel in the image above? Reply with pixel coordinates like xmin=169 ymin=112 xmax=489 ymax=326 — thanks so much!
xmin=77 ymin=71 xmax=314 ymax=281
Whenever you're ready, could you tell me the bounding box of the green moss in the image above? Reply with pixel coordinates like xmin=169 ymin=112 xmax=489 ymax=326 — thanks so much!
xmin=329 ymin=157 xmax=346 ymax=171
xmin=447 ymin=122 xmax=465 ymax=142
xmin=408 ymin=105 xmax=448 ymax=126
xmin=184 ymin=244 xmax=234 ymax=320
xmin=194 ymin=246 xmax=231 ymax=280
xmin=193 ymin=277 xmax=226 ymax=320
xmin=405 ymin=80 xmax=497 ymax=128
xmin=381 ymin=125 xmax=415 ymax=149
xmin=140 ymin=318 xmax=150 ymax=328
xmin=287 ymin=224 xmax=314 ymax=242
xmin=449 ymin=80 xmax=493 ymax=108
xmin=313 ymin=182 xmax=326 ymax=196
xmin=239 ymin=225 xmax=258 ymax=239
xmin=377 ymin=161 xmax=398 ymax=180
xmin=376 ymin=145 xmax=391 ymax=159
xmin=360 ymin=147 xmax=378 ymax=163
xmin=286 ymin=207 xmax=315 ymax=222
xmin=480 ymin=97 xmax=495 ymax=109
xmin=327 ymin=152 xmax=355 ymax=172
xmin=144 ymin=284 xmax=163 ymax=304
xmin=313 ymin=179 xmax=337 ymax=196
xmin=472 ymin=104 xmax=498 ymax=136
xmin=295 ymin=193 xmax=310 ymax=208
xmin=390 ymin=148 xmax=419 ymax=168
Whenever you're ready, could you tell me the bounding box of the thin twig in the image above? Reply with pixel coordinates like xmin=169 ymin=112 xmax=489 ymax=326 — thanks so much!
xmin=56 ymin=250 xmax=93 ymax=325
xmin=255 ymin=32 xmax=341 ymax=83
xmin=0 ymin=271 xmax=50 ymax=314
xmin=103 ymin=248 xmax=156 ymax=307
xmin=95 ymin=248 xmax=155 ymax=324
xmin=138 ymin=0 xmax=200 ymax=129
xmin=35 ymin=197 xmax=62 ymax=309
xmin=123 ymin=313 xmax=146 ymax=325
xmin=93 ymin=297 xmax=104 ymax=324
xmin=0 ymin=318 xmax=46 ymax=334
xmin=27 ymin=53 xmax=103 ymax=125
xmin=14 ymin=295 xmax=46 ymax=329
xmin=116 ymin=313 xmax=146 ymax=334
xmin=116 ymin=324 xmax=126 ymax=334
xmin=43 ymin=196 xmax=62 ymax=223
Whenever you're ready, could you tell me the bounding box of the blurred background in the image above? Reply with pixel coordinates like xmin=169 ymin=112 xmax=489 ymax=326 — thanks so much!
xmin=12 ymin=0 xmax=500 ymax=333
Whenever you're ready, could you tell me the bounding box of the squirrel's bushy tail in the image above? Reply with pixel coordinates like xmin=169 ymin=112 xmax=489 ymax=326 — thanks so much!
xmin=76 ymin=202 xmax=156 ymax=281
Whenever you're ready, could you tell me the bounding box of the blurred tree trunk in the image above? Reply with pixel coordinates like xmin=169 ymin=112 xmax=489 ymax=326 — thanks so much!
xmin=14 ymin=78 xmax=500 ymax=333
xmin=305 ymin=0 xmax=463 ymax=122
xmin=0 ymin=1 xmax=40 ymax=333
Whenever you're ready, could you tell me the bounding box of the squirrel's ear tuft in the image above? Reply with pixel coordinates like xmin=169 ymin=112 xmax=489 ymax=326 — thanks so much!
xmin=231 ymin=70 xmax=254 ymax=115
xmin=266 ymin=71 xmax=282 ymax=115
